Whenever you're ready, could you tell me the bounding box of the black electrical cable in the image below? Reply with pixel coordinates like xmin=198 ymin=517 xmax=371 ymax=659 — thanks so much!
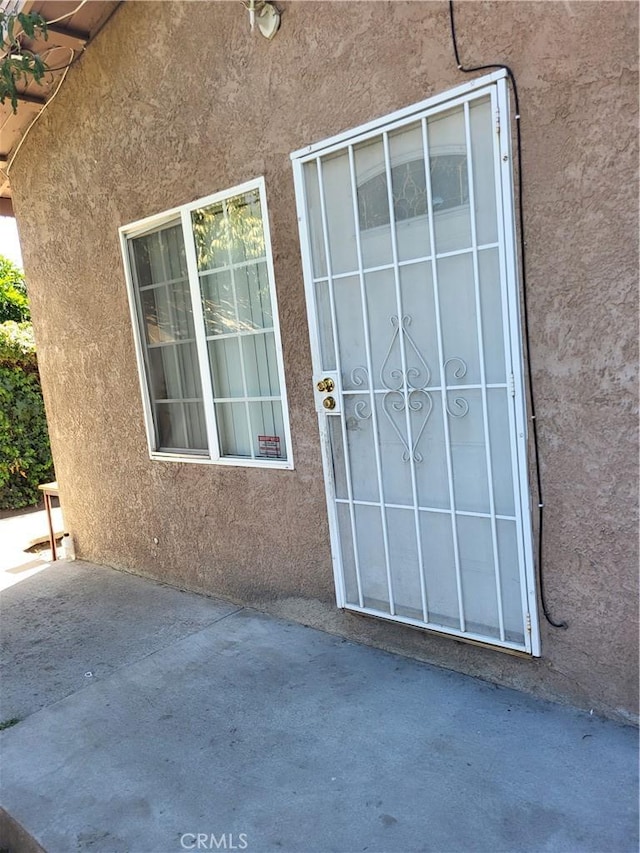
xmin=448 ymin=0 xmax=567 ymax=629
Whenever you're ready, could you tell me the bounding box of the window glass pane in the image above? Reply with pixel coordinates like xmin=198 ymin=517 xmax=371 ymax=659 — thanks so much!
xmin=248 ymin=401 xmax=286 ymax=459
xmin=133 ymin=225 xmax=187 ymax=286
xmin=193 ymin=188 xmax=287 ymax=462
xmin=126 ymin=185 xmax=289 ymax=465
xmin=155 ymin=401 xmax=207 ymax=453
xmin=129 ymin=222 xmax=207 ymax=455
xmin=192 ymin=190 xmax=266 ymax=271
xmin=208 ymin=337 xmax=243 ymax=398
xmin=149 ymin=342 xmax=201 ymax=400
xmin=215 ymin=402 xmax=251 ymax=457
xmin=140 ymin=280 xmax=194 ymax=344
xmin=242 ymin=332 xmax=280 ymax=397
xmin=156 ymin=401 xmax=187 ymax=450
xmin=200 ymin=270 xmax=235 ymax=336
xmin=236 ymin=262 xmax=272 ymax=330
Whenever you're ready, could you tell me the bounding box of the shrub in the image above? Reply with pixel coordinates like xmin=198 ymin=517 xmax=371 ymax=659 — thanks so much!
xmin=0 ymin=321 xmax=54 ymax=509
xmin=0 ymin=256 xmax=30 ymax=323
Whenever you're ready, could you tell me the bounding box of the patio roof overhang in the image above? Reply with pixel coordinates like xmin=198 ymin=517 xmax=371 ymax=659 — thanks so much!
xmin=0 ymin=0 xmax=120 ymax=216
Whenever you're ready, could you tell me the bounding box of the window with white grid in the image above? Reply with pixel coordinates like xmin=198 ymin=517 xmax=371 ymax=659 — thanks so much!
xmin=121 ymin=178 xmax=293 ymax=469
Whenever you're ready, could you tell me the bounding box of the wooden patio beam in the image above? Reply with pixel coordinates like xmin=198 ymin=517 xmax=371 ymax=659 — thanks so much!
xmin=45 ymin=24 xmax=89 ymax=50
xmin=0 ymin=196 xmax=14 ymax=216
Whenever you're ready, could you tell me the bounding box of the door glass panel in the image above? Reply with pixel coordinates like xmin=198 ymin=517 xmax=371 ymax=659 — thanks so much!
xmin=343 ymin=394 xmax=378 ymax=503
xmin=337 ymin=502 xmax=359 ymax=605
xmin=420 ymin=510 xmax=460 ymax=630
xmin=469 ymin=96 xmax=498 ymax=245
xmin=314 ymin=281 xmax=336 ymax=370
xmin=437 ymin=253 xmax=480 ymax=385
xmin=355 ymin=137 xmax=393 ymax=269
xmin=449 ymin=388 xmax=490 ymax=513
xmin=329 ymin=416 xmax=348 ymax=500
xmin=487 ymin=388 xmax=516 ymax=517
xmin=458 ymin=515 xmax=500 ymax=638
xmin=387 ymin=507 xmax=423 ymax=620
xmin=399 ymin=262 xmax=441 ymax=387
xmin=333 ymin=275 xmax=366 ymax=391
xmin=497 ymin=519 xmax=525 ymax=643
xmin=320 ymin=150 xmax=357 ymax=275
xmin=427 ymin=105 xmax=471 ymax=253
xmin=364 ymin=269 xmax=400 ymax=390
xmin=354 ymin=503 xmax=389 ymax=611
xmin=389 ymin=123 xmax=431 ymax=262
xmin=303 ymin=160 xmax=328 ymax=278
xmin=375 ymin=394 xmax=413 ymax=506
xmin=414 ymin=391 xmax=450 ymax=511
xmin=478 ymin=248 xmax=506 ymax=384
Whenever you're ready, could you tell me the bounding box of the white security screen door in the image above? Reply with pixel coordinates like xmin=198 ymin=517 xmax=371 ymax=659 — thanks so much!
xmin=292 ymin=73 xmax=540 ymax=655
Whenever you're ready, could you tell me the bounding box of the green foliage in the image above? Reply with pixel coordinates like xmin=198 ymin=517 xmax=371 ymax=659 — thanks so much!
xmin=0 ymin=255 xmax=29 ymax=322
xmin=0 ymin=11 xmax=48 ymax=113
xmin=0 ymin=321 xmax=53 ymax=509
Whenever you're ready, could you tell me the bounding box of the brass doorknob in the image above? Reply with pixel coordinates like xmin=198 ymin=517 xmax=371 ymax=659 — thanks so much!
xmin=317 ymin=377 xmax=335 ymax=393
xmin=323 ymin=396 xmax=336 ymax=410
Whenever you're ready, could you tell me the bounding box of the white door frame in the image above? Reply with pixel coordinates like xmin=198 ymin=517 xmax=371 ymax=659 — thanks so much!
xmin=291 ymin=71 xmax=540 ymax=656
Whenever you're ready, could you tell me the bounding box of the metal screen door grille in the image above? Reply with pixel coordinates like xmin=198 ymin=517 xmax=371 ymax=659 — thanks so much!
xmin=293 ymin=74 xmax=539 ymax=655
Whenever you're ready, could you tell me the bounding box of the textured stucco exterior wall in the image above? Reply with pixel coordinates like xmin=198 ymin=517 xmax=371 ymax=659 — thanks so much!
xmin=11 ymin=1 xmax=638 ymax=721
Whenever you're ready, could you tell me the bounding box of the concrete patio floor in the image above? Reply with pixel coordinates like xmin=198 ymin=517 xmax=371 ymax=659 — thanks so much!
xmin=0 ymin=554 xmax=638 ymax=853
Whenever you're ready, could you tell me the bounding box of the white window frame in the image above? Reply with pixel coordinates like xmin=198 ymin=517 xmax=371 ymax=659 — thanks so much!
xmin=119 ymin=177 xmax=294 ymax=470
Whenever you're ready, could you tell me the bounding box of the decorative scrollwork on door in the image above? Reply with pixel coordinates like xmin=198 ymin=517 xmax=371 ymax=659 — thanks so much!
xmin=379 ymin=315 xmax=434 ymax=463
xmin=443 ymin=357 xmax=469 ymax=418
xmin=347 ymin=321 xmax=470 ymax=460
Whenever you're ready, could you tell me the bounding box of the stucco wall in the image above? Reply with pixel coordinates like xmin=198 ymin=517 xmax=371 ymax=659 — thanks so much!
xmin=12 ymin=1 xmax=638 ymax=721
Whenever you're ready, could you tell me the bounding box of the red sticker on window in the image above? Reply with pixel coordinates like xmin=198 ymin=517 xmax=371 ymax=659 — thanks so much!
xmin=258 ymin=435 xmax=281 ymax=458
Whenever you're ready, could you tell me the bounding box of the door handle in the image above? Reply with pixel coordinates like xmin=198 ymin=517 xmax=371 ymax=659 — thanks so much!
xmin=316 ymin=377 xmax=335 ymax=393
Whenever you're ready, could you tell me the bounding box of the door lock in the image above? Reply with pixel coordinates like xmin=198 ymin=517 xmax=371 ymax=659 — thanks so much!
xmin=323 ymin=396 xmax=336 ymax=410
xmin=317 ymin=377 xmax=335 ymax=393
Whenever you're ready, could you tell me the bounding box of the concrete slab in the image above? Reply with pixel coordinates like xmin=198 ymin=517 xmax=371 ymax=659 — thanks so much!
xmin=0 ymin=561 xmax=638 ymax=853
xmin=0 ymin=560 xmax=239 ymax=720
xmin=0 ymin=505 xmax=65 ymax=594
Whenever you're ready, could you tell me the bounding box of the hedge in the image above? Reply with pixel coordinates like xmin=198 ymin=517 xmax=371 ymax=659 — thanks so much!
xmin=0 ymin=321 xmax=54 ymax=509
